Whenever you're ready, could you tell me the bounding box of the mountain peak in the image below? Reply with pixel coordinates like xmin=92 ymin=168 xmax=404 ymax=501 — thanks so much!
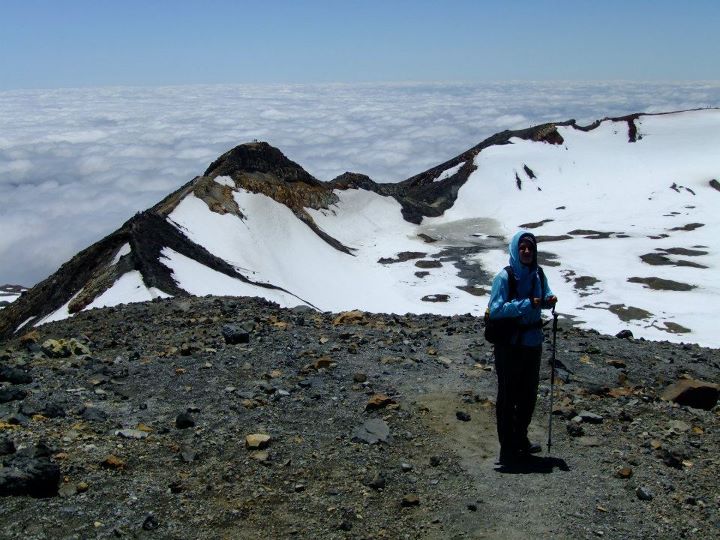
xmin=204 ymin=141 xmax=321 ymax=186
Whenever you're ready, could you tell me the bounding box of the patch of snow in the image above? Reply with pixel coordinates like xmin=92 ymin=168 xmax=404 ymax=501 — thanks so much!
xmin=433 ymin=162 xmax=464 ymax=182
xmin=0 ymin=293 xmax=22 ymax=307
xmin=0 ymin=285 xmax=26 ymax=308
xmin=85 ymin=271 xmax=170 ymax=310
xmin=15 ymin=316 xmax=36 ymax=333
xmin=34 ymin=290 xmax=84 ymax=326
xmin=214 ymin=175 xmax=235 ymax=188
xmin=111 ymin=243 xmax=131 ymax=265
xmin=34 ymin=272 xmax=171 ymax=326
xmin=158 ymin=247 xmax=307 ymax=307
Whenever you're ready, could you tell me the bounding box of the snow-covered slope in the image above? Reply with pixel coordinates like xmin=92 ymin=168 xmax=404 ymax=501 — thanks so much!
xmin=0 ymin=285 xmax=26 ymax=308
xmin=3 ymin=110 xmax=719 ymax=346
xmin=424 ymin=110 xmax=720 ymax=344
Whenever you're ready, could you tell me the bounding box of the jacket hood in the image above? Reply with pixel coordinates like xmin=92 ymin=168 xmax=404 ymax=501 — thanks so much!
xmin=509 ymin=230 xmax=538 ymax=277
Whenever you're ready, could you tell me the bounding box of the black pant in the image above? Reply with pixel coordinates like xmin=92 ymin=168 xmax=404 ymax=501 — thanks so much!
xmin=494 ymin=343 xmax=542 ymax=457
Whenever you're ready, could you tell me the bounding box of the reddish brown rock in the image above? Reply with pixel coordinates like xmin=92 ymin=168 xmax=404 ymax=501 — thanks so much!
xmin=365 ymin=394 xmax=396 ymax=411
xmin=101 ymin=455 xmax=125 ymax=470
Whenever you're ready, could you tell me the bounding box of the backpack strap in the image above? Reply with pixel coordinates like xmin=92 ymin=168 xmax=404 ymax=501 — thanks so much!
xmin=504 ymin=266 xmax=517 ymax=300
xmin=538 ymin=266 xmax=546 ymax=303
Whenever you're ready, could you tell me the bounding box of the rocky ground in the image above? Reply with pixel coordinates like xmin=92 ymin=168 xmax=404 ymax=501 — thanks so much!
xmin=0 ymin=296 xmax=718 ymax=539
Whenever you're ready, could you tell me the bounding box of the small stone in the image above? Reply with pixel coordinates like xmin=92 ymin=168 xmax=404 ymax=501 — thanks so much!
xmin=19 ymin=330 xmax=39 ymax=345
xmin=100 ymin=455 xmax=125 ymax=470
xmin=401 ymin=494 xmax=420 ymax=507
xmin=365 ymin=394 xmax=396 ymax=411
xmin=332 ymin=310 xmax=366 ymax=325
xmin=313 ymin=357 xmax=333 ymax=370
xmin=615 ymin=330 xmax=633 ymax=339
xmin=180 ymin=447 xmax=197 ymax=463
xmin=0 ymin=438 xmax=16 ymax=456
xmin=606 ymin=358 xmax=627 ymax=369
xmin=577 ymin=411 xmax=604 ymax=424
xmin=115 ymin=429 xmax=148 ymax=440
xmin=667 ymin=420 xmax=691 ymax=433
xmin=293 ymin=484 xmax=305 ymax=492
xmin=429 ymin=456 xmax=441 ymax=467
xmin=615 ymin=467 xmax=633 ymax=479
xmin=81 ymin=406 xmax=108 ymax=422
xmin=249 ymin=450 xmax=269 ymax=463
xmin=58 ymin=483 xmax=78 ymax=498
xmin=467 ymin=503 xmax=478 ymax=511
xmin=6 ymin=413 xmax=30 ymax=426
xmin=142 ymin=515 xmax=159 ymax=531
xmin=577 ymin=436 xmax=601 ymax=447
xmin=168 ymin=480 xmax=184 ymax=493
xmin=77 ymin=482 xmax=89 ymax=493
xmin=353 ymin=373 xmax=368 ymax=383
xmin=455 ymin=411 xmax=471 ymax=422
xmin=566 ymin=423 xmax=584 ymax=437
xmin=245 ymin=433 xmax=271 ymax=450
xmin=636 ymin=487 xmax=654 ymax=501
xmin=400 ymin=462 xmax=413 ymax=472
xmin=657 ymin=448 xmax=684 ymax=469
xmin=364 ymin=472 xmax=386 ymax=490
xmin=175 ymin=412 xmax=195 ymax=429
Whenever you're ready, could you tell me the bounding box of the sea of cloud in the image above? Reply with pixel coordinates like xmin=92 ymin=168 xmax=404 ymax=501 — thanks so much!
xmin=1 ymin=81 xmax=719 ymax=286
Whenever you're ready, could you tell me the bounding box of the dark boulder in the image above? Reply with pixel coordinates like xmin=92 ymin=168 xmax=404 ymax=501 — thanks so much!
xmin=221 ymin=325 xmax=250 ymax=345
xmin=0 ymin=366 xmax=32 ymax=384
xmin=0 ymin=446 xmax=60 ymax=498
xmin=661 ymin=379 xmax=719 ymax=410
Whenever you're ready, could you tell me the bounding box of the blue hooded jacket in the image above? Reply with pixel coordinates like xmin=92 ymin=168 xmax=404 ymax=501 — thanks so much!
xmin=488 ymin=230 xmax=554 ymax=347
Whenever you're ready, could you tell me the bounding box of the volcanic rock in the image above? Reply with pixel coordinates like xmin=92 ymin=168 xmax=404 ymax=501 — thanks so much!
xmin=0 ymin=453 xmax=60 ymax=498
xmin=221 ymin=324 xmax=250 ymax=345
xmin=661 ymin=379 xmax=719 ymax=410
xmin=0 ymin=366 xmax=32 ymax=384
xmin=352 ymin=419 xmax=390 ymax=444
xmin=245 ymin=433 xmax=271 ymax=450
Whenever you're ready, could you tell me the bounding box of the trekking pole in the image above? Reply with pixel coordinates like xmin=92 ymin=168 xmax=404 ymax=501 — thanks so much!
xmin=547 ymin=305 xmax=559 ymax=454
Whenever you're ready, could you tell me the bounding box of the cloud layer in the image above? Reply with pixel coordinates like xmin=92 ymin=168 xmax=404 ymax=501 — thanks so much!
xmin=1 ymin=82 xmax=719 ymax=285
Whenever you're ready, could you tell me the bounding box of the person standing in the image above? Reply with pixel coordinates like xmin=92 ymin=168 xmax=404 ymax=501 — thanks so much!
xmin=487 ymin=230 xmax=557 ymax=465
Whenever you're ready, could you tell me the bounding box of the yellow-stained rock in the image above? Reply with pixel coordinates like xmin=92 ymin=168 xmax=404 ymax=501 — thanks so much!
xmin=246 ymin=433 xmax=272 ymax=450
xmin=332 ymin=310 xmax=366 ymax=326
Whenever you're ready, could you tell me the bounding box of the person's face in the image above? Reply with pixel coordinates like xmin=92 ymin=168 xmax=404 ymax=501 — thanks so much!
xmin=519 ymin=239 xmax=534 ymax=265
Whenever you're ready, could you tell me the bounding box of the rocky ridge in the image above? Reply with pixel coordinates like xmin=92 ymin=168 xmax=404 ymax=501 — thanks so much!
xmin=0 ymin=296 xmax=718 ymax=538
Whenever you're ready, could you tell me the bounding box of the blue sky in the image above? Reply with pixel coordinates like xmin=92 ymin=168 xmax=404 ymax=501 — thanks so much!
xmin=1 ymin=0 xmax=718 ymax=90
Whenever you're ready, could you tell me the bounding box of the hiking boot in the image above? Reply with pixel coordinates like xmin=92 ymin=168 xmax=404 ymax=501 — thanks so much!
xmin=520 ymin=442 xmax=542 ymax=455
